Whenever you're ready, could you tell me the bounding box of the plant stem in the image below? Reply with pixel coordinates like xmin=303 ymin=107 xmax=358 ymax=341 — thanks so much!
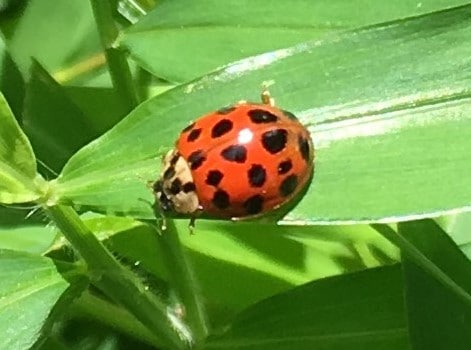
xmin=73 ymin=291 xmax=161 ymax=348
xmin=90 ymin=0 xmax=139 ymax=111
xmin=158 ymin=220 xmax=209 ymax=344
xmin=45 ymin=205 xmax=191 ymax=350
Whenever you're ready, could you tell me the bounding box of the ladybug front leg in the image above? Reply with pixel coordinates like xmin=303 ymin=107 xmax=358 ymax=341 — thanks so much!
xmin=188 ymin=216 xmax=196 ymax=234
xmin=188 ymin=205 xmax=204 ymax=234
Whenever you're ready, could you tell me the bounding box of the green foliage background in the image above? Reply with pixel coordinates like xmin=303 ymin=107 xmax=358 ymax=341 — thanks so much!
xmin=0 ymin=0 xmax=470 ymax=349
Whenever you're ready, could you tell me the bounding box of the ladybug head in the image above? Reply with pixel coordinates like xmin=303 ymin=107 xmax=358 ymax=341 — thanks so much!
xmin=153 ymin=179 xmax=173 ymax=212
xmin=153 ymin=149 xmax=200 ymax=215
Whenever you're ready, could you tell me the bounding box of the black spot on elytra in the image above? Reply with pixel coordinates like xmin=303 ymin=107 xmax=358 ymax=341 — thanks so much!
xmin=279 ymin=174 xmax=298 ymax=197
xmin=182 ymin=122 xmax=195 ymax=133
xmin=244 ymin=195 xmax=264 ymax=215
xmin=187 ymin=128 xmax=202 ymax=142
xmin=188 ymin=150 xmax=206 ymax=170
xmin=170 ymin=178 xmax=182 ymax=195
xmin=248 ymin=164 xmax=266 ymax=187
xmin=278 ymin=160 xmax=292 ymax=175
xmin=282 ymin=109 xmax=298 ymax=120
xmin=221 ymin=145 xmax=247 ymax=163
xmin=163 ymin=167 xmax=176 ymax=180
xmin=212 ymin=189 xmax=230 ymax=209
xmin=206 ymin=170 xmax=223 ymax=186
xmin=183 ymin=182 xmax=196 ymax=193
xmin=212 ymin=119 xmax=233 ymax=138
xmin=248 ymin=109 xmax=278 ymax=123
xmin=262 ymin=129 xmax=288 ymax=154
xmin=298 ymin=135 xmax=311 ymax=162
xmin=217 ymin=106 xmax=236 ymax=115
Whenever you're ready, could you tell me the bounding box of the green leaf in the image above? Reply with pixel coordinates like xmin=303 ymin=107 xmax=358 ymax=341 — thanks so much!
xmin=0 ymin=92 xmax=45 ymax=203
xmin=0 ymin=34 xmax=25 ymax=119
xmin=120 ymin=0 xmax=470 ymax=82
xmin=204 ymin=265 xmax=408 ymax=350
xmin=56 ymin=6 xmax=471 ymax=223
xmin=177 ymin=220 xmax=397 ymax=325
xmin=64 ymin=86 xmax=129 ymax=134
xmin=398 ymin=220 xmax=471 ymax=349
xmin=0 ymin=207 xmax=56 ymax=255
xmin=0 ymin=249 xmax=69 ymax=349
xmin=438 ymin=212 xmax=471 ymax=249
xmin=23 ymin=62 xmax=99 ymax=173
xmin=0 ymin=225 xmax=56 ymax=254
xmin=3 ymin=0 xmax=101 ymax=79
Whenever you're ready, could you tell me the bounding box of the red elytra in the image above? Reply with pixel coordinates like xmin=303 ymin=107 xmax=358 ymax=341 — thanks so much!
xmin=153 ymin=93 xmax=314 ymax=222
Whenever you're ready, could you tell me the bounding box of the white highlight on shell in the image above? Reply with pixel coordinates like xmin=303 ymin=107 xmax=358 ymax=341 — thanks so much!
xmin=237 ymin=128 xmax=253 ymax=144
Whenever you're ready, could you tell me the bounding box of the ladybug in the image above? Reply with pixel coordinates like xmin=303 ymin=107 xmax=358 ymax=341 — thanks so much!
xmin=153 ymin=89 xmax=314 ymax=227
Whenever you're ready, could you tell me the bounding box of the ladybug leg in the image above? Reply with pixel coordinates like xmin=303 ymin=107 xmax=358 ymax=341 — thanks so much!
xmin=159 ymin=215 xmax=167 ymax=232
xmin=188 ymin=206 xmax=204 ymax=234
xmin=261 ymin=87 xmax=275 ymax=106
xmin=149 ymin=199 xmax=167 ymax=233
xmin=151 ymin=179 xmax=172 ymax=232
xmin=152 ymin=200 xmax=168 ymax=232
xmin=188 ymin=216 xmax=196 ymax=234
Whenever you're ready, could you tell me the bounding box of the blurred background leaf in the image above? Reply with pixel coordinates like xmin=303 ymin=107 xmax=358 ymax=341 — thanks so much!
xmin=204 ymin=265 xmax=408 ymax=350
xmin=0 ymin=206 xmax=55 ymax=254
xmin=21 ymin=61 xmax=129 ymax=175
xmin=23 ymin=62 xmax=99 ymax=173
xmin=399 ymin=220 xmax=471 ymax=349
xmin=63 ymin=86 xmax=131 ymax=132
xmin=0 ymin=34 xmax=24 ymax=119
xmin=443 ymin=212 xmax=471 ymax=260
xmin=1 ymin=0 xmax=105 ymax=85
xmin=120 ymin=0 xmax=471 ymax=82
